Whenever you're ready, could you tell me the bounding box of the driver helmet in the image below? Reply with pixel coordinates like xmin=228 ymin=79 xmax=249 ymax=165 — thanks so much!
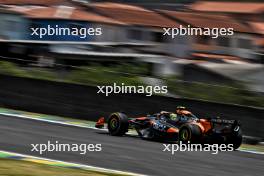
xmin=176 ymin=106 xmax=186 ymax=114
xmin=169 ymin=113 xmax=178 ymax=121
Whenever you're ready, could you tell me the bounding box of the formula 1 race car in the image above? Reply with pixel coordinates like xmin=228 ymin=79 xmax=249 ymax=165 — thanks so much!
xmin=95 ymin=107 xmax=242 ymax=149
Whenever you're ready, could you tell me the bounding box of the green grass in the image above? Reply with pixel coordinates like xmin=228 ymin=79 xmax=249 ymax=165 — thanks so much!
xmin=0 ymin=61 xmax=30 ymax=77
xmin=0 ymin=159 xmax=124 ymax=176
xmin=165 ymin=77 xmax=264 ymax=107
xmin=240 ymin=144 xmax=264 ymax=153
xmin=0 ymin=61 xmax=145 ymax=86
xmin=66 ymin=65 xmax=144 ymax=86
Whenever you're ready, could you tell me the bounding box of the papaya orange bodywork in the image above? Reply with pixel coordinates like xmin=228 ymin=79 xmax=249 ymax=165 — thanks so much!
xmin=191 ymin=119 xmax=212 ymax=133
xmin=167 ymin=127 xmax=179 ymax=133
xmin=95 ymin=117 xmax=105 ymax=128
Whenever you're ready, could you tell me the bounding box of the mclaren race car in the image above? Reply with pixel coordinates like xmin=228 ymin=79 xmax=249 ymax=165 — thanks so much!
xmin=95 ymin=106 xmax=242 ymax=149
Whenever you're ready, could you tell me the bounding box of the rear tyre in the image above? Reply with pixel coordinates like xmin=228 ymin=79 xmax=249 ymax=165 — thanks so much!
xmin=227 ymin=129 xmax=242 ymax=150
xmin=108 ymin=113 xmax=129 ymax=136
xmin=178 ymin=124 xmax=201 ymax=143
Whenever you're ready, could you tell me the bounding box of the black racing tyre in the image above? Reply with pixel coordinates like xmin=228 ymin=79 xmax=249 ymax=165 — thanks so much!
xmin=108 ymin=113 xmax=129 ymax=136
xmin=178 ymin=124 xmax=201 ymax=143
xmin=227 ymin=129 xmax=243 ymax=150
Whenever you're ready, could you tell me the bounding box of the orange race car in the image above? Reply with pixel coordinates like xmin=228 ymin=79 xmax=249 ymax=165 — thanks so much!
xmin=96 ymin=106 xmax=242 ymax=149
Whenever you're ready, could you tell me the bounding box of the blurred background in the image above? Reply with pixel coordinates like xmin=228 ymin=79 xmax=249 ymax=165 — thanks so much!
xmin=0 ymin=0 xmax=263 ymax=107
xmin=0 ymin=2 xmax=264 ymax=175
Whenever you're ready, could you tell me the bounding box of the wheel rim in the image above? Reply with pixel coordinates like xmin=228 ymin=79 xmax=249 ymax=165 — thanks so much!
xmin=181 ymin=129 xmax=189 ymax=141
xmin=110 ymin=118 xmax=118 ymax=129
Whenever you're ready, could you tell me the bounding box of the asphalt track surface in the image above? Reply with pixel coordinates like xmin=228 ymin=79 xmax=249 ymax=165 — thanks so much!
xmin=0 ymin=115 xmax=263 ymax=176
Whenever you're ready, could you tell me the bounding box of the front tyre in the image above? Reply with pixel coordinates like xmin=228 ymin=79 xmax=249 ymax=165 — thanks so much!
xmin=108 ymin=113 xmax=129 ymax=136
xmin=178 ymin=124 xmax=201 ymax=143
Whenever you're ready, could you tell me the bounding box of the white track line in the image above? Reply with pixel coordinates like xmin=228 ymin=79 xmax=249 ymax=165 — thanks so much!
xmin=0 ymin=150 xmax=147 ymax=176
xmin=237 ymin=149 xmax=264 ymax=155
xmin=0 ymin=112 xmax=107 ymax=131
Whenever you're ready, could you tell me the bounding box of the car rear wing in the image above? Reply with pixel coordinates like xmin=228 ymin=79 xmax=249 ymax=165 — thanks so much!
xmin=211 ymin=119 xmax=241 ymax=130
xmin=211 ymin=119 xmax=237 ymax=124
